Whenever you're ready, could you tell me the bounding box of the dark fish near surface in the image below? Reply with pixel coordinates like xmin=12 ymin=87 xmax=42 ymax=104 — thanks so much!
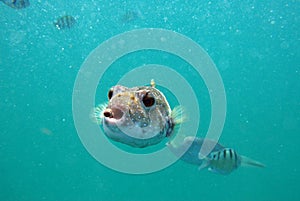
xmin=54 ymin=15 xmax=76 ymax=30
xmin=167 ymin=136 xmax=265 ymax=175
xmin=1 ymin=0 xmax=30 ymax=9
xmin=92 ymin=80 xmax=183 ymax=148
xmin=121 ymin=10 xmax=139 ymax=23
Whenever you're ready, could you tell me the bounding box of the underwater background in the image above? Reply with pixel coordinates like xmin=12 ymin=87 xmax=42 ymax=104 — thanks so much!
xmin=1 ymin=0 xmax=299 ymax=201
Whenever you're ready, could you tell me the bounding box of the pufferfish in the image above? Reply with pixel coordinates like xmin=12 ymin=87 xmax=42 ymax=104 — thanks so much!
xmin=92 ymin=80 xmax=182 ymax=148
xmin=167 ymin=136 xmax=265 ymax=175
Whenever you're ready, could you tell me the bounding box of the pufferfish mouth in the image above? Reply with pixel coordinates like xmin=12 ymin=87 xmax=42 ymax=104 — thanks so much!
xmin=103 ymin=107 xmax=124 ymax=122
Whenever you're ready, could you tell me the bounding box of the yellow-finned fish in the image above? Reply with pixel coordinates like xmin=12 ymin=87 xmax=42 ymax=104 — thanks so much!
xmin=91 ymin=80 xmax=183 ymax=148
xmin=54 ymin=15 xmax=76 ymax=30
xmin=1 ymin=0 xmax=30 ymax=9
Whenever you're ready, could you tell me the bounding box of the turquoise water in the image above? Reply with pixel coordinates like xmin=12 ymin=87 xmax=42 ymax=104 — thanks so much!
xmin=1 ymin=0 xmax=299 ymax=200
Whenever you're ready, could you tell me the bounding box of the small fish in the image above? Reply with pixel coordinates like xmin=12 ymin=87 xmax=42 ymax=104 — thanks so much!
xmin=167 ymin=136 xmax=265 ymax=175
xmin=200 ymin=148 xmax=265 ymax=174
xmin=1 ymin=0 xmax=30 ymax=9
xmin=91 ymin=80 xmax=183 ymax=148
xmin=121 ymin=10 xmax=139 ymax=23
xmin=54 ymin=15 xmax=76 ymax=30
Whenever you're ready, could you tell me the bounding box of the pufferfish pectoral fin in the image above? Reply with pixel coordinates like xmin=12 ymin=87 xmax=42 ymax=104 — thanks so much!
xmin=166 ymin=106 xmax=185 ymax=138
xmin=171 ymin=106 xmax=185 ymax=125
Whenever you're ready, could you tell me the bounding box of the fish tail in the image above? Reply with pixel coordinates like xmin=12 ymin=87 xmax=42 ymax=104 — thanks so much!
xmin=240 ymin=155 xmax=265 ymax=168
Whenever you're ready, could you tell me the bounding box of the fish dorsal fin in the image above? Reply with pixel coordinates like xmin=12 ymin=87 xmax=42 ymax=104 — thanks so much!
xmin=150 ymin=79 xmax=156 ymax=87
xmin=240 ymin=155 xmax=265 ymax=168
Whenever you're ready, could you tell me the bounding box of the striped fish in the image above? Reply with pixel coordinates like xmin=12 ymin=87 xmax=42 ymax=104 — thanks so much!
xmin=54 ymin=15 xmax=76 ymax=30
xmin=200 ymin=148 xmax=264 ymax=174
xmin=1 ymin=0 xmax=30 ymax=9
xmin=205 ymin=148 xmax=241 ymax=174
xmin=167 ymin=136 xmax=265 ymax=175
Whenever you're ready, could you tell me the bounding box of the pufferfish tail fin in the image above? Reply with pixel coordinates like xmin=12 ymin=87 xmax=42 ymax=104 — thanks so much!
xmin=90 ymin=103 xmax=107 ymax=124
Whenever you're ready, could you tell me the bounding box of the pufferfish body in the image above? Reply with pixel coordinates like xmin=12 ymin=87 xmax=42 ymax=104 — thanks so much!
xmin=92 ymin=80 xmax=182 ymax=148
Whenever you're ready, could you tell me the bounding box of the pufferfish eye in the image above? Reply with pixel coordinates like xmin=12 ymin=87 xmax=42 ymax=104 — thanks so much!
xmin=142 ymin=92 xmax=155 ymax=107
xmin=108 ymin=88 xmax=113 ymax=100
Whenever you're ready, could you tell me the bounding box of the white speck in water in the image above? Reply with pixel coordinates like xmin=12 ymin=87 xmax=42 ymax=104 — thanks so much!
xmin=280 ymin=41 xmax=289 ymax=49
xmin=160 ymin=37 xmax=166 ymax=42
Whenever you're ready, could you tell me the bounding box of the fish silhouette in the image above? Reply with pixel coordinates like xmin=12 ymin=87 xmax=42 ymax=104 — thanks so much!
xmin=1 ymin=0 xmax=30 ymax=9
xmin=54 ymin=15 xmax=76 ymax=30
